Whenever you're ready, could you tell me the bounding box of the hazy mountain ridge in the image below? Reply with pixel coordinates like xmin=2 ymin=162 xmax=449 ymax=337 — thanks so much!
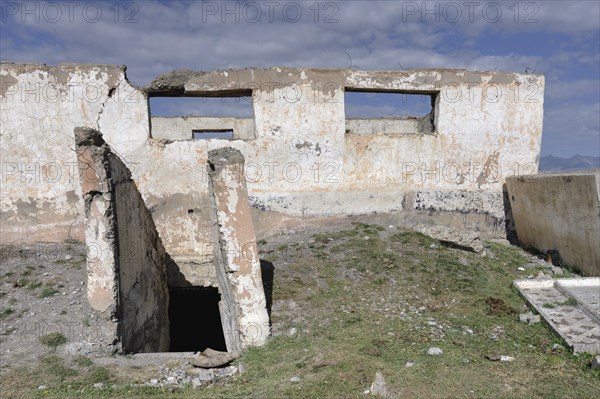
xmin=539 ymin=155 xmax=600 ymax=172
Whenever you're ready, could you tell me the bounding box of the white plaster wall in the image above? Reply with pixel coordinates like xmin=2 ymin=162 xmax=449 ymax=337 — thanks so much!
xmin=1 ymin=64 xmax=545 ymax=286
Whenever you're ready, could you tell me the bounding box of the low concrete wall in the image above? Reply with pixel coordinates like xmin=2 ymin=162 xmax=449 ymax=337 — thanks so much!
xmin=506 ymin=173 xmax=600 ymax=276
xmin=345 ymin=116 xmax=433 ymax=135
xmin=152 ymin=116 xmax=255 ymax=140
xmin=76 ymin=127 xmax=170 ymax=353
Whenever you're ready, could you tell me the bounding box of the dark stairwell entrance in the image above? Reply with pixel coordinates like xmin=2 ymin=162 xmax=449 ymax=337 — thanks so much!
xmin=168 ymin=287 xmax=227 ymax=352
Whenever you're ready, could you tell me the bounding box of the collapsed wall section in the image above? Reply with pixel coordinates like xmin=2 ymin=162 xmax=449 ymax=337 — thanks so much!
xmin=75 ymin=127 xmax=170 ymax=353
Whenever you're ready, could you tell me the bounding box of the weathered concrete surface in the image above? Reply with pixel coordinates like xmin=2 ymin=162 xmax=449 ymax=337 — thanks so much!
xmin=2 ymin=63 xmax=545 ymax=285
xmin=514 ymin=278 xmax=600 ymax=354
xmin=345 ymin=116 xmax=433 ymax=135
xmin=506 ymin=173 xmax=600 ymax=276
xmin=208 ymin=147 xmax=270 ymax=348
xmin=75 ymin=127 xmax=170 ymax=353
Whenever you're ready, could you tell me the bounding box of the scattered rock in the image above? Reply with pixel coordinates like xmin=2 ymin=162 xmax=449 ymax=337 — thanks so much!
xmin=370 ymin=371 xmax=387 ymax=398
xmin=414 ymin=225 xmax=484 ymax=253
xmin=519 ymin=311 xmax=541 ymax=325
xmin=38 ymin=385 xmax=47 ymax=390
xmin=590 ymin=356 xmax=600 ymax=370
xmin=290 ymin=376 xmax=301 ymax=383
xmin=462 ymin=326 xmax=474 ymax=335
xmin=191 ymin=348 xmax=240 ymax=368
xmin=551 ymin=266 xmax=564 ymax=275
xmin=166 ymin=376 xmax=177 ymax=384
xmin=196 ymin=368 xmax=215 ymax=382
xmin=191 ymin=377 xmax=202 ymax=388
xmin=486 ymin=354 xmax=515 ymax=362
xmin=427 ymin=347 xmax=443 ymax=356
xmin=545 ymin=249 xmax=561 ymax=266
xmin=405 ymin=362 xmax=414 ymax=368
xmin=288 ymin=327 xmax=297 ymax=336
xmin=93 ymin=382 xmax=104 ymax=388
xmin=517 ymin=267 xmax=525 ymax=271
xmin=149 ymin=378 xmax=159 ymax=385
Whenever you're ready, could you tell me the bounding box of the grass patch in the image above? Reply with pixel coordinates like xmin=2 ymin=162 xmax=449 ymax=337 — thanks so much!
xmin=39 ymin=287 xmax=59 ymax=298
xmin=0 ymin=307 xmax=15 ymax=319
xmin=26 ymin=280 xmax=42 ymax=290
xmin=2 ymin=228 xmax=599 ymax=398
xmin=39 ymin=332 xmax=67 ymax=348
xmin=557 ymin=297 xmax=578 ymax=306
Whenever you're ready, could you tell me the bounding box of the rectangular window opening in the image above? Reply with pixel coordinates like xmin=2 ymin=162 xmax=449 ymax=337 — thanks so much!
xmin=192 ymin=129 xmax=234 ymax=140
xmin=344 ymin=89 xmax=437 ymax=135
xmin=149 ymin=92 xmax=255 ymax=141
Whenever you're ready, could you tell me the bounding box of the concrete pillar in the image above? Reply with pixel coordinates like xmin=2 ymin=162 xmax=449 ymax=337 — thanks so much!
xmin=208 ymin=147 xmax=270 ymax=348
xmin=75 ymin=127 xmax=170 ymax=353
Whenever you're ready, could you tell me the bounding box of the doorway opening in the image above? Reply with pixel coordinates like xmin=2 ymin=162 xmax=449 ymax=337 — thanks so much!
xmin=168 ymin=287 xmax=227 ymax=352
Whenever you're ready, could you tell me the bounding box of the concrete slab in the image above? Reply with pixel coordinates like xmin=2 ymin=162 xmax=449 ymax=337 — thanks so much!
xmin=514 ymin=278 xmax=600 ymax=354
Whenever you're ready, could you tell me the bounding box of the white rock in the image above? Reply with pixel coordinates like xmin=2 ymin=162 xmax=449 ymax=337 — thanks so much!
xmin=427 ymin=347 xmax=443 ymax=356
xmin=93 ymin=383 xmax=104 ymax=388
xmin=405 ymin=362 xmax=414 ymax=368
xmin=166 ymin=376 xmax=177 ymax=384
xmin=288 ymin=327 xmax=297 ymax=336
xmin=65 ymin=255 xmax=72 ymax=260
xmin=370 ymin=372 xmax=387 ymax=398
xmin=290 ymin=376 xmax=301 ymax=383
xmin=150 ymin=378 xmax=159 ymax=385
xmin=38 ymin=385 xmax=47 ymax=390
xmin=517 ymin=267 xmax=525 ymax=271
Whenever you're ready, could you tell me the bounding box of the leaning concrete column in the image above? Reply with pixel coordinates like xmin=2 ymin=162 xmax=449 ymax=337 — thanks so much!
xmin=208 ymin=147 xmax=270 ymax=348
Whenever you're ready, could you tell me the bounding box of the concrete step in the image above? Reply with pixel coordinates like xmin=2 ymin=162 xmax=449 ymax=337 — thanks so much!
xmin=514 ymin=277 xmax=600 ymax=354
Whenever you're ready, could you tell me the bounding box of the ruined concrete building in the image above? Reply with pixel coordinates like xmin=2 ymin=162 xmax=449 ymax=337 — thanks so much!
xmin=0 ymin=63 xmax=545 ymax=352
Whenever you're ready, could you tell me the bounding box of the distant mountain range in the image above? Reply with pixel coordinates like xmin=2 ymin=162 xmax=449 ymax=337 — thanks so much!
xmin=539 ymin=155 xmax=600 ymax=172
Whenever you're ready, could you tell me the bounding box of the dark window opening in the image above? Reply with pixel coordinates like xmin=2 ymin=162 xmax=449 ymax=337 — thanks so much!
xmin=168 ymin=287 xmax=227 ymax=352
xmin=192 ymin=129 xmax=234 ymax=140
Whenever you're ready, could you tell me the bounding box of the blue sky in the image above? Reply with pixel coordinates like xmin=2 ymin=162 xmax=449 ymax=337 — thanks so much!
xmin=1 ymin=0 xmax=598 ymax=157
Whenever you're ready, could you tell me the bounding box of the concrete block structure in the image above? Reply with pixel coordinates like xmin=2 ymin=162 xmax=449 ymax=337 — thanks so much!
xmin=1 ymin=63 xmax=545 ymax=284
xmin=1 ymin=62 xmax=547 ymax=352
xmin=506 ymin=172 xmax=600 ymax=276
